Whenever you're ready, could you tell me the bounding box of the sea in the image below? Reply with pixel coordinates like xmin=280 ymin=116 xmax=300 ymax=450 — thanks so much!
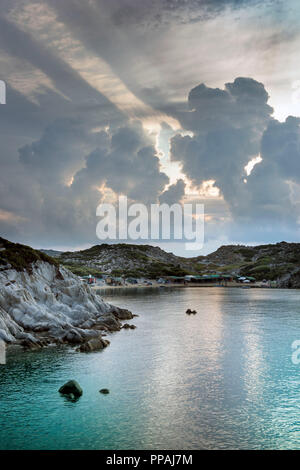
xmin=0 ymin=287 xmax=299 ymax=450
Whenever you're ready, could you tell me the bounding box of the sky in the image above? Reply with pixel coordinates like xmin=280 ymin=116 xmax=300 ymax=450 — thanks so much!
xmin=1 ymin=0 xmax=300 ymax=256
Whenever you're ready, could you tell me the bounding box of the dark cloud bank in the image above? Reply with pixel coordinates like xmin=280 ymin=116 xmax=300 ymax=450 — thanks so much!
xmin=170 ymin=77 xmax=300 ymax=244
xmin=1 ymin=75 xmax=299 ymax=251
xmin=100 ymin=0 xmax=272 ymax=28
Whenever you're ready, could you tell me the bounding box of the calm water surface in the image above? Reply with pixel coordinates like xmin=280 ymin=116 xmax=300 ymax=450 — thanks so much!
xmin=0 ymin=287 xmax=300 ymax=450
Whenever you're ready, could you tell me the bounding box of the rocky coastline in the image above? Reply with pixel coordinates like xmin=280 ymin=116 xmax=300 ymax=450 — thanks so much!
xmin=0 ymin=249 xmax=134 ymax=352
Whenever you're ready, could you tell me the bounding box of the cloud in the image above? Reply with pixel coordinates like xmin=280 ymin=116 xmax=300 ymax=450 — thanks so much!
xmin=19 ymin=118 xmax=90 ymax=185
xmin=170 ymin=77 xmax=300 ymax=242
xmin=45 ymin=0 xmax=280 ymax=119
xmin=1 ymin=0 xmax=300 ymax=254
xmin=159 ymin=179 xmax=186 ymax=205
xmin=72 ymin=121 xmax=169 ymax=203
xmin=108 ymin=0 xmax=267 ymax=28
xmin=242 ymin=116 xmax=300 ymax=226
xmin=4 ymin=73 xmax=300 ymax=251
xmin=11 ymin=119 xmax=169 ymax=247
xmin=171 ymin=77 xmax=273 ymax=195
xmin=0 ymin=15 xmax=124 ymax=126
xmin=29 ymin=0 xmax=298 ymax=129
xmin=260 ymin=115 xmax=300 ymax=182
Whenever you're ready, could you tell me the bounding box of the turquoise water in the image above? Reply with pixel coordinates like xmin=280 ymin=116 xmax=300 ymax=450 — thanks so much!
xmin=1 ymin=287 xmax=300 ymax=450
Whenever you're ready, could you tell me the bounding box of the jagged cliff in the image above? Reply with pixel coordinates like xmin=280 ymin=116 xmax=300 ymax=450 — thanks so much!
xmin=0 ymin=238 xmax=132 ymax=349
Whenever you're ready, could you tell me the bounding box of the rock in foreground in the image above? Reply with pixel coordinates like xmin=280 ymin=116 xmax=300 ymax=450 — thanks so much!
xmin=59 ymin=380 xmax=83 ymax=398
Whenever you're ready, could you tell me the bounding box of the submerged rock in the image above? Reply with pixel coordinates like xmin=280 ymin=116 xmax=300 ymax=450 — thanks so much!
xmin=99 ymin=388 xmax=110 ymax=394
xmin=59 ymin=380 xmax=83 ymax=397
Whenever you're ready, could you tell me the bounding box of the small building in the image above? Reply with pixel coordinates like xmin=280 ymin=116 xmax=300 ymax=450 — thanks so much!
xmin=238 ymin=276 xmax=256 ymax=283
xmin=186 ymin=274 xmax=238 ymax=284
xmin=81 ymin=275 xmax=96 ymax=284
xmin=164 ymin=276 xmax=186 ymax=284
xmin=126 ymin=277 xmax=138 ymax=284
xmin=106 ymin=276 xmax=124 ymax=286
xmin=184 ymin=275 xmax=196 ymax=282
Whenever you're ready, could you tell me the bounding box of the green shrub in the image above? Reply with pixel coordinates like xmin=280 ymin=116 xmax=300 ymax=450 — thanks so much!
xmin=256 ymin=256 xmax=273 ymax=265
xmin=61 ymin=263 xmax=104 ymax=277
xmin=238 ymin=248 xmax=254 ymax=260
xmin=0 ymin=237 xmax=59 ymax=273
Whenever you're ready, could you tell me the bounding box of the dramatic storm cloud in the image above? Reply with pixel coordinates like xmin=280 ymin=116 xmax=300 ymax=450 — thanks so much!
xmin=1 ymin=0 xmax=300 ymax=254
xmin=171 ymin=77 xmax=273 ymax=206
xmin=171 ymin=78 xmax=300 ymax=243
xmin=15 ymin=119 xmax=169 ymax=247
xmin=159 ymin=179 xmax=186 ymax=205
xmin=72 ymin=121 xmax=168 ymax=203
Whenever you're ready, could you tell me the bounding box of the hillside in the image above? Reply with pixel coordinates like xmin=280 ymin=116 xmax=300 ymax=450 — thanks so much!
xmin=38 ymin=249 xmax=62 ymax=258
xmin=59 ymin=243 xmax=196 ymax=278
xmin=56 ymin=241 xmax=300 ymax=286
xmin=199 ymin=242 xmax=300 ymax=285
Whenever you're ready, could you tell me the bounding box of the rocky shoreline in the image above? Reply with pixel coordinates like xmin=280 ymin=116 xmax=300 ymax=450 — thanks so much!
xmin=0 ymin=259 xmax=134 ymax=352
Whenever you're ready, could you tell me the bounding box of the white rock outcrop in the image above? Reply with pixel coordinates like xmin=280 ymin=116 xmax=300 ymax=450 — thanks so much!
xmin=0 ymin=261 xmax=132 ymax=348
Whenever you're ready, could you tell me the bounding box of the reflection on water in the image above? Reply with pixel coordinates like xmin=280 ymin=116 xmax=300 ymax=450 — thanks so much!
xmin=0 ymin=287 xmax=300 ymax=450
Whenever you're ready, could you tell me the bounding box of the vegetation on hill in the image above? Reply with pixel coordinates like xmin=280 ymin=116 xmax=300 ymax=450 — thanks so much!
xmin=191 ymin=242 xmax=300 ymax=282
xmin=59 ymin=243 xmax=194 ymax=278
xmin=0 ymin=237 xmax=59 ymax=273
xmin=4 ymin=237 xmax=300 ymax=286
xmin=62 ymin=264 xmax=105 ymax=278
xmin=58 ymin=241 xmax=300 ymax=284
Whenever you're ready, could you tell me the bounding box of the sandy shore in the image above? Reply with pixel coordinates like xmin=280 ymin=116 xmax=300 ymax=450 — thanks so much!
xmin=92 ymin=281 xmax=266 ymax=294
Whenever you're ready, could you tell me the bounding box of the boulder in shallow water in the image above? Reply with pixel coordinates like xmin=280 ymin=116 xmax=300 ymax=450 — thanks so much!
xmin=77 ymin=337 xmax=110 ymax=352
xmin=186 ymin=309 xmax=197 ymax=314
xmin=59 ymin=380 xmax=83 ymax=397
xmin=99 ymin=388 xmax=110 ymax=394
xmin=122 ymin=323 xmax=136 ymax=330
xmin=62 ymin=329 xmax=84 ymax=344
xmin=111 ymin=307 xmax=133 ymax=320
